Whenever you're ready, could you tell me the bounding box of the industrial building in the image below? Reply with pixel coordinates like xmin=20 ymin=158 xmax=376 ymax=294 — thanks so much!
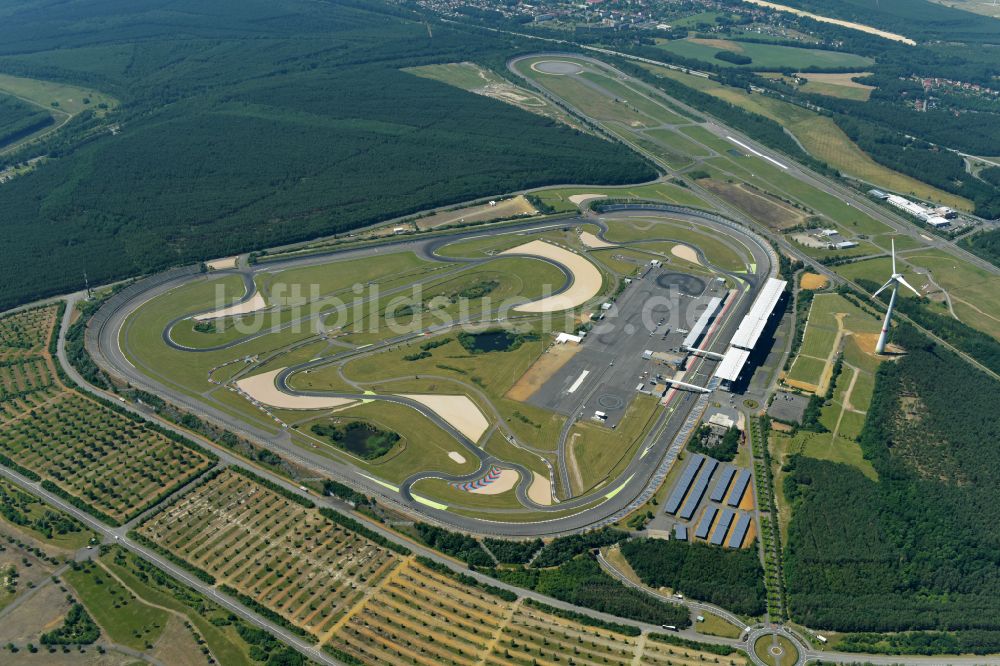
xmin=681 ymin=295 xmax=725 ymax=349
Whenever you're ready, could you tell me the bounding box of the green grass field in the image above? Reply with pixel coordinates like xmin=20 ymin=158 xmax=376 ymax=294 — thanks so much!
xmin=603 ymin=216 xmax=751 ymax=271
xmin=0 ymin=73 xmax=117 ymax=117
xmin=655 ymin=37 xmax=873 ymax=70
xmin=66 ymin=562 xmax=170 ymax=650
xmin=903 ymin=249 xmax=1000 ymax=339
xmin=644 ymin=128 xmax=711 ymax=157
xmin=410 ymin=476 xmax=524 ymax=511
xmin=532 ymin=181 xmax=708 ymax=213
xmin=404 ymin=61 xmax=504 ymax=90
xmin=568 ymin=395 xmax=659 ymax=495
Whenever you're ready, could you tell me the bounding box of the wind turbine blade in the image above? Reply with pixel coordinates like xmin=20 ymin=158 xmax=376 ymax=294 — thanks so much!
xmin=897 ymin=276 xmax=920 ymax=297
xmin=872 ymin=278 xmax=895 ymax=299
xmin=891 ymin=238 xmax=896 ymax=275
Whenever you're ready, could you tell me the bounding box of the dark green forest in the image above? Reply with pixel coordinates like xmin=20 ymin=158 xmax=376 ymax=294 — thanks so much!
xmin=960 ymin=227 xmax=1000 ymax=269
xmin=784 ymin=325 xmax=1000 ymax=648
xmin=0 ymin=93 xmax=52 ymax=148
xmin=620 ymin=538 xmax=766 ymax=617
xmin=0 ymin=0 xmax=654 ymax=310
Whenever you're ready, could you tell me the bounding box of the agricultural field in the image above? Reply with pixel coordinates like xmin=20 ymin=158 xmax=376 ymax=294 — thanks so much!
xmin=137 ymin=469 xmax=404 ymax=641
xmin=325 ymin=558 xmax=744 ymax=666
xmin=0 ymin=306 xmax=214 ymax=525
xmin=654 ymin=37 xmax=874 ymax=70
xmin=759 ymin=72 xmax=875 ymax=101
xmin=0 ymin=477 xmax=95 ymax=550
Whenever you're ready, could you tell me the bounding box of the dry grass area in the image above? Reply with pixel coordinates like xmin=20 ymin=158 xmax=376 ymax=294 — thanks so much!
xmin=505 ymin=342 xmax=581 ymax=402
xmin=415 ymin=196 xmax=537 ymax=231
xmin=138 ymin=469 xmax=402 ymax=641
xmin=701 ymin=180 xmax=806 ymax=230
xmin=800 ymin=273 xmax=829 ymax=290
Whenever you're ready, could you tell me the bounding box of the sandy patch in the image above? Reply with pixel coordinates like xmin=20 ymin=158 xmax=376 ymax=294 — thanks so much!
xmin=671 ymin=244 xmax=701 ymax=265
xmin=468 ymin=468 xmax=519 ymax=495
xmin=400 ymin=394 xmax=489 ymax=443
xmin=237 ymin=369 xmax=356 ymax=410
xmin=528 ymin=472 xmax=552 ymax=506
xmin=740 ymin=0 xmax=915 ymax=44
xmin=580 ymin=231 xmax=616 ymax=248
xmin=415 ymin=195 xmax=537 ymax=231
xmin=569 ymin=193 xmax=608 ymax=207
xmin=771 ymin=420 xmax=794 ymax=433
xmin=783 ymin=378 xmax=819 ymax=393
xmin=801 ymin=272 xmax=829 ymax=290
xmin=206 ymin=256 xmax=238 ymax=270
xmin=194 ymin=292 xmax=266 ymax=321
xmin=739 ymin=483 xmax=756 ymax=510
xmin=501 ymin=240 xmax=603 ymax=313
xmin=448 ymin=451 xmax=467 ymax=464
xmin=506 ymin=342 xmax=582 ymax=402
xmin=798 ymin=71 xmax=874 ymax=90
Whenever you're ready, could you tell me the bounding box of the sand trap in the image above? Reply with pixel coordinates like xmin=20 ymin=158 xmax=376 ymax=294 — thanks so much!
xmin=448 ymin=451 xmax=467 ymax=464
xmin=501 ymin=240 xmax=603 ymax=313
xmin=528 ymin=472 xmax=552 ymax=506
xmin=468 ymin=468 xmax=519 ymax=495
xmin=580 ymin=231 xmax=616 ymax=249
xmin=568 ymin=193 xmax=607 ymax=209
xmin=236 ymin=369 xmax=355 ymax=410
xmin=194 ymin=292 xmax=266 ymax=321
xmin=400 ymin=394 xmax=489 ymax=443
xmin=206 ymin=257 xmax=237 ymax=270
xmin=671 ymin=244 xmax=701 ymax=265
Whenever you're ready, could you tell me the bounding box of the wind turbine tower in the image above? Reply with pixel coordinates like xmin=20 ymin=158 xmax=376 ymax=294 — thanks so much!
xmin=873 ymin=239 xmax=919 ymax=354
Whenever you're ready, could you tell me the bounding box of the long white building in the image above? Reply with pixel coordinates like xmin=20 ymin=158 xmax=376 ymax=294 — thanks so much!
xmin=714 ymin=277 xmax=787 ymax=388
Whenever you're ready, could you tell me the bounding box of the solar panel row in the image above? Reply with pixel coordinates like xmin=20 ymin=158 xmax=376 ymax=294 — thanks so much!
xmin=727 ymin=513 xmax=752 ymax=549
xmin=710 ymin=467 xmax=737 ymax=503
xmin=679 ymin=458 xmax=718 ymax=520
xmin=710 ymin=508 xmax=736 ymax=545
xmin=664 ymin=454 xmax=705 ymax=515
xmin=674 ymin=524 xmax=688 ymax=541
xmin=694 ymin=506 xmax=718 ymax=539
xmin=728 ymin=469 xmax=752 ymax=507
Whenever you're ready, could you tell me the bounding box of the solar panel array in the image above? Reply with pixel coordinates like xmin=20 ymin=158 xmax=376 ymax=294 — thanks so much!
xmin=678 ymin=458 xmax=718 ymax=520
xmin=664 ymin=454 xmax=705 ymax=515
xmin=694 ymin=506 xmax=719 ymax=539
xmin=710 ymin=467 xmax=737 ymax=503
xmin=727 ymin=469 xmax=752 ymax=507
xmin=674 ymin=524 xmax=688 ymax=541
xmin=710 ymin=508 xmax=736 ymax=545
xmin=727 ymin=513 xmax=752 ymax=549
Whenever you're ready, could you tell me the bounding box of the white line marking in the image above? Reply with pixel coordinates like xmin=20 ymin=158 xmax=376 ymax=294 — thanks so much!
xmin=567 ymin=369 xmax=590 ymax=394
xmin=726 ymin=136 xmax=788 ymax=170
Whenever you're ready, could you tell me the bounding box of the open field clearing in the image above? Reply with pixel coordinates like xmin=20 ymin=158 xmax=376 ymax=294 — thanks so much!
xmin=411 ymin=196 xmax=537 ymax=231
xmin=641 ymin=64 xmax=970 ymax=210
xmin=761 ymin=72 xmax=874 ymax=101
xmin=0 ymin=73 xmax=117 ymax=118
xmin=903 ymin=249 xmax=1000 ymax=339
xmin=138 ymin=469 xmax=403 ymax=641
xmin=800 ymin=272 xmax=829 ymax=290
xmin=301 ymin=400 xmax=478 ymax=482
xmin=501 ymin=240 xmax=604 ymax=312
xmin=655 ymin=37 xmax=874 ymax=70
xmin=0 ymin=306 xmax=214 ymax=524
xmin=700 ymin=180 xmax=806 ymax=230
xmin=569 ymin=395 xmax=660 ymax=495
xmin=405 ymin=62 xmax=587 ymax=132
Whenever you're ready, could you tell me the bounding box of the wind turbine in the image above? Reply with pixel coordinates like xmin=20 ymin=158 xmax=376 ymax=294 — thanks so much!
xmin=873 ymin=239 xmax=919 ymax=354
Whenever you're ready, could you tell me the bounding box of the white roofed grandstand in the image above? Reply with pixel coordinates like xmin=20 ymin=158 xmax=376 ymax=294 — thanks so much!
xmin=714 ymin=346 xmax=751 ymax=383
xmin=682 ymin=295 xmax=724 ymax=349
xmin=730 ymin=278 xmax=786 ymax=351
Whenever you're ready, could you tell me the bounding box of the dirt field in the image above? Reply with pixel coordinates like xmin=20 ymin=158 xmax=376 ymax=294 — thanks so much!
xmin=799 ymin=72 xmax=874 ymax=90
xmin=701 ymin=180 xmax=805 ymax=230
xmin=194 ymin=292 xmax=266 ymax=320
xmin=506 ymin=342 xmax=582 ymax=402
xmin=501 ymin=240 xmax=604 ymax=313
xmin=414 ymin=196 xmax=536 ymax=231
xmin=205 ymin=257 xmax=237 ymax=270
xmin=401 ymin=393 xmax=489 ymax=443
xmin=236 ymin=368 xmax=356 ymax=409
xmin=800 ymin=272 xmax=829 ymax=290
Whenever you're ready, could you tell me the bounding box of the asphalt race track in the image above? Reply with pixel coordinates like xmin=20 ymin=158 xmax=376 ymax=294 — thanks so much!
xmin=88 ymin=206 xmax=774 ymax=536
